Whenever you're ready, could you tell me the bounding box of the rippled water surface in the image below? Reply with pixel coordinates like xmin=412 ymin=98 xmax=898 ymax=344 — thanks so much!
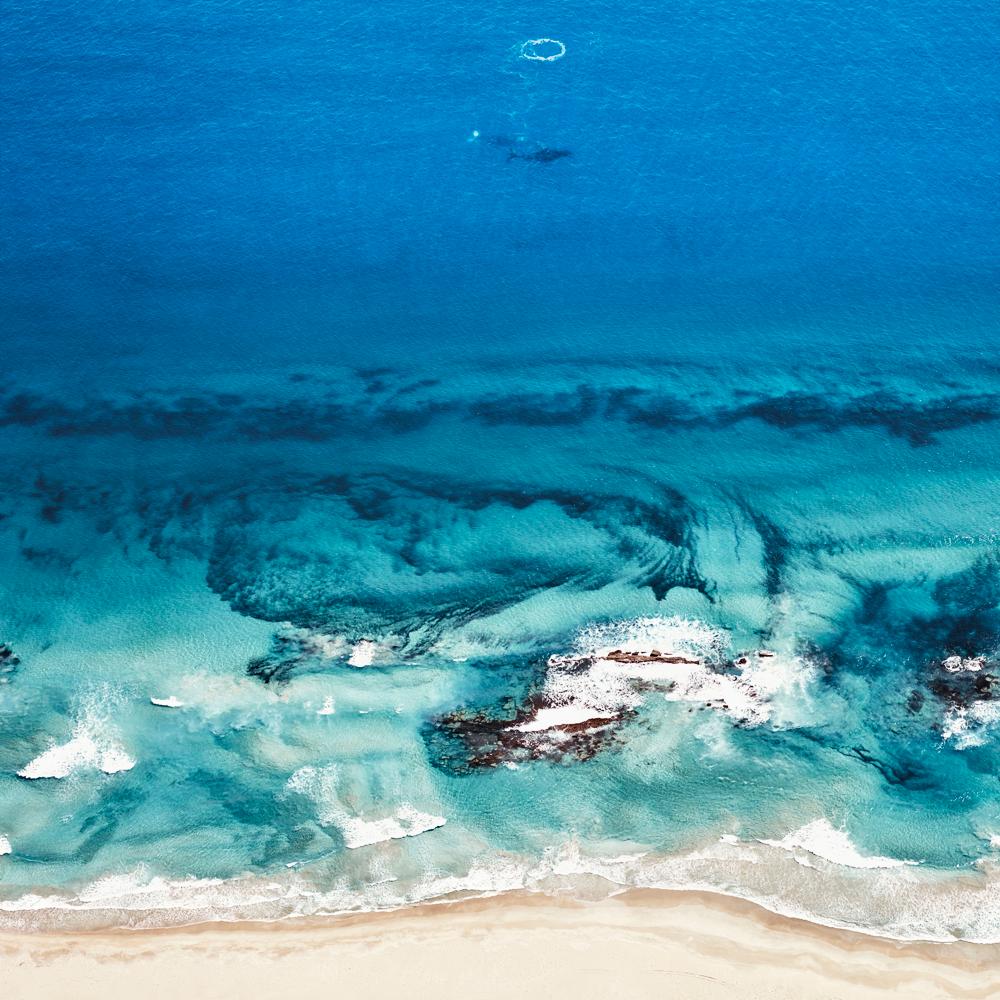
xmin=1 ymin=0 xmax=998 ymax=939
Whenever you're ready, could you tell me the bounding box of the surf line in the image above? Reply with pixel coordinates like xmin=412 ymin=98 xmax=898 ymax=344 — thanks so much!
xmin=520 ymin=38 xmax=566 ymax=62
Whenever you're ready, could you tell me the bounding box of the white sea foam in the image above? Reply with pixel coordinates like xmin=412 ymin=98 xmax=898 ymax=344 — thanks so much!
xmin=0 ymin=835 xmax=11 ymax=856
xmin=317 ymin=696 xmax=336 ymax=716
xmin=17 ymin=695 xmax=136 ymax=779
xmin=520 ymin=38 xmax=566 ymax=62
xmin=759 ymin=819 xmax=918 ymax=870
xmin=535 ymin=617 xmax=721 ymax=718
xmin=570 ymin=616 xmax=725 ymax=661
xmin=942 ymin=707 xmax=973 ymax=745
xmin=2 ymin=834 xmax=996 ymax=943
xmin=339 ymin=805 xmax=447 ymax=850
xmin=150 ymin=696 xmax=184 ymax=708
xmin=661 ymin=663 xmax=770 ymax=726
xmin=512 ymin=705 xmax=616 ymax=732
xmin=942 ymin=655 xmax=985 ymax=673
xmin=17 ymin=733 xmax=135 ymax=779
xmin=286 ymin=766 xmax=446 ymax=849
xmin=0 ymin=868 xmax=265 ymax=917
xmin=18 ymin=733 xmax=101 ymax=779
xmin=536 ymin=617 xmax=815 ymax=729
xmin=941 ymin=700 xmax=1000 ymax=749
xmin=98 ymin=746 xmax=137 ymax=774
xmin=347 ymin=640 xmax=377 ymax=667
xmin=78 ymin=870 xmax=227 ymax=905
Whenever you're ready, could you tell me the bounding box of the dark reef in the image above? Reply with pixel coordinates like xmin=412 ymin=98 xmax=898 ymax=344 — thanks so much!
xmin=427 ymin=696 xmax=629 ymax=774
xmin=0 ymin=643 xmax=20 ymax=683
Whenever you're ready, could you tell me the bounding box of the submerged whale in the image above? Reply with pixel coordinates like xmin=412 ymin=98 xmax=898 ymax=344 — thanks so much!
xmin=486 ymin=136 xmax=571 ymax=164
xmin=507 ymin=147 xmax=572 ymax=164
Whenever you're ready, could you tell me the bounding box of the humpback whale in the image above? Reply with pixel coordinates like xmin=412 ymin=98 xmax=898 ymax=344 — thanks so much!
xmin=507 ymin=147 xmax=572 ymax=164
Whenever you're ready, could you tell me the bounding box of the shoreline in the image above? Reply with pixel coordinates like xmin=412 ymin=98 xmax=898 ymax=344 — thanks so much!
xmin=2 ymin=888 xmax=996 ymax=999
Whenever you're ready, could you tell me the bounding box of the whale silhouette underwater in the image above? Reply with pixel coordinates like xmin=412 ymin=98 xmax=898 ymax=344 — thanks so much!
xmin=487 ymin=136 xmax=572 ymax=164
xmin=508 ymin=147 xmax=571 ymax=163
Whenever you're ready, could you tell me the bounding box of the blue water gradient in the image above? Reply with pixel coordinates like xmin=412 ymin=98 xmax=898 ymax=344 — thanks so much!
xmin=1 ymin=1 xmax=998 ymax=938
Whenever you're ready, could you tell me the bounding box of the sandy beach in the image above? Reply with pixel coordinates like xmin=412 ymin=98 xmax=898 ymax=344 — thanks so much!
xmin=2 ymin=889 xmax=996 ymax=1000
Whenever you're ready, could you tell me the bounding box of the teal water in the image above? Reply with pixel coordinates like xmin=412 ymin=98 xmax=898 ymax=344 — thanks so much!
xmin=1 ymin=0 xmax=999 ymax=939
xmin=0 ymin=348 xmax=998 ymax=938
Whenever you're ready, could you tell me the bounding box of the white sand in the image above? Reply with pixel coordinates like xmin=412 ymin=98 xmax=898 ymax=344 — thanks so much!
xmin=1 ymin=889 xmax=995 ymax=1000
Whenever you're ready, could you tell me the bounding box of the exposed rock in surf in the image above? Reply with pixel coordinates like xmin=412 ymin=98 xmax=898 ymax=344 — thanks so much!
xmin=602 ymin=649 xmax=702 ymax=665
xmin=942 ymin=655 xmax=986 ymax=673
xmin=923 ymin=653 xmax=998 ymax=749
xmin=432 ymin=694 xmax=629 ymax=772
xmin=927 ymin=655 xmax=996 ymax=710
xmin=427 ymin=637 xmax=803 ymax=772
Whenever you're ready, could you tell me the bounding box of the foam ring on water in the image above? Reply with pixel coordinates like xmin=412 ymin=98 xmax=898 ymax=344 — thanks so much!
xmin=520 ymin=38 xmax=566 ymax=62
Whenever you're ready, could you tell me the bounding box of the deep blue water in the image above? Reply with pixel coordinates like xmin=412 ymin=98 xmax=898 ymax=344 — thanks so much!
xmin=0 ymin=1 xmax=998 ymax=938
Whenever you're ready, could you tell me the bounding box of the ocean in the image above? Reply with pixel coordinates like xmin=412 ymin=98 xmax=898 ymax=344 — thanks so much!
xmin=1 ymin=0 xmax=998 ymax=940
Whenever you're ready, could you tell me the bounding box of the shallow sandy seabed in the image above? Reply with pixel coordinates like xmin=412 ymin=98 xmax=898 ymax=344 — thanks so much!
xmin=2 ymin=890 xmax=996 ymax=1000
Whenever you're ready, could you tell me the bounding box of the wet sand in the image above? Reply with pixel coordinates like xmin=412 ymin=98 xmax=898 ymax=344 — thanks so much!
xmin=2 ymin=888 xmax=996 ymax=999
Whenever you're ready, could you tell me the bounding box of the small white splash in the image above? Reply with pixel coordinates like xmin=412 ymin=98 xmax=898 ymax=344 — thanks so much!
xmin=348 ymin=640 xmax=377 ymax=667
xmin=149 ymin=696 xmax=183 ymax=708
xmin=990 ymin=834 xmax=1000 ymax=849
xmin=98 ymin=747 xmax=137 ymax=774
xmin=317 ymin=696 xmax=336 ymax=716
xmin=760 ymin=818 xmax=918 ymax=870
xmin=0 ymin=835 xmax=11 ymax=856
xmin=520 ymin=38 xmax=566 ymax=62
xmin=942 ymin=655 xmax=985 ymax=673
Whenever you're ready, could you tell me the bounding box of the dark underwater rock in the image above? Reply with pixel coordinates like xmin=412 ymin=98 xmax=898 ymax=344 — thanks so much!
xmin=0 ymin=643 xmax=20 ymax=683
xmin=246 ymin=629 xmax=348 ymax=684
xmin=926 ymin=655 xmax=996 ymax=710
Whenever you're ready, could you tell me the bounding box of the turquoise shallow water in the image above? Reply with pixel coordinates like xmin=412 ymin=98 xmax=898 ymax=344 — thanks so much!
xmin=1 ymin=0 xmax=999 ymax=939
xmin=0 ymin=349 xmax=998 ymax=938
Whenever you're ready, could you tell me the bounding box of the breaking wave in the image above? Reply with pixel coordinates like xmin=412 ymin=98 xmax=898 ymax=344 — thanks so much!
xmin=17 ymin=694 xmax=136 ymax=780
xmin=1 ymin=836 xmax=996 ymax=943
